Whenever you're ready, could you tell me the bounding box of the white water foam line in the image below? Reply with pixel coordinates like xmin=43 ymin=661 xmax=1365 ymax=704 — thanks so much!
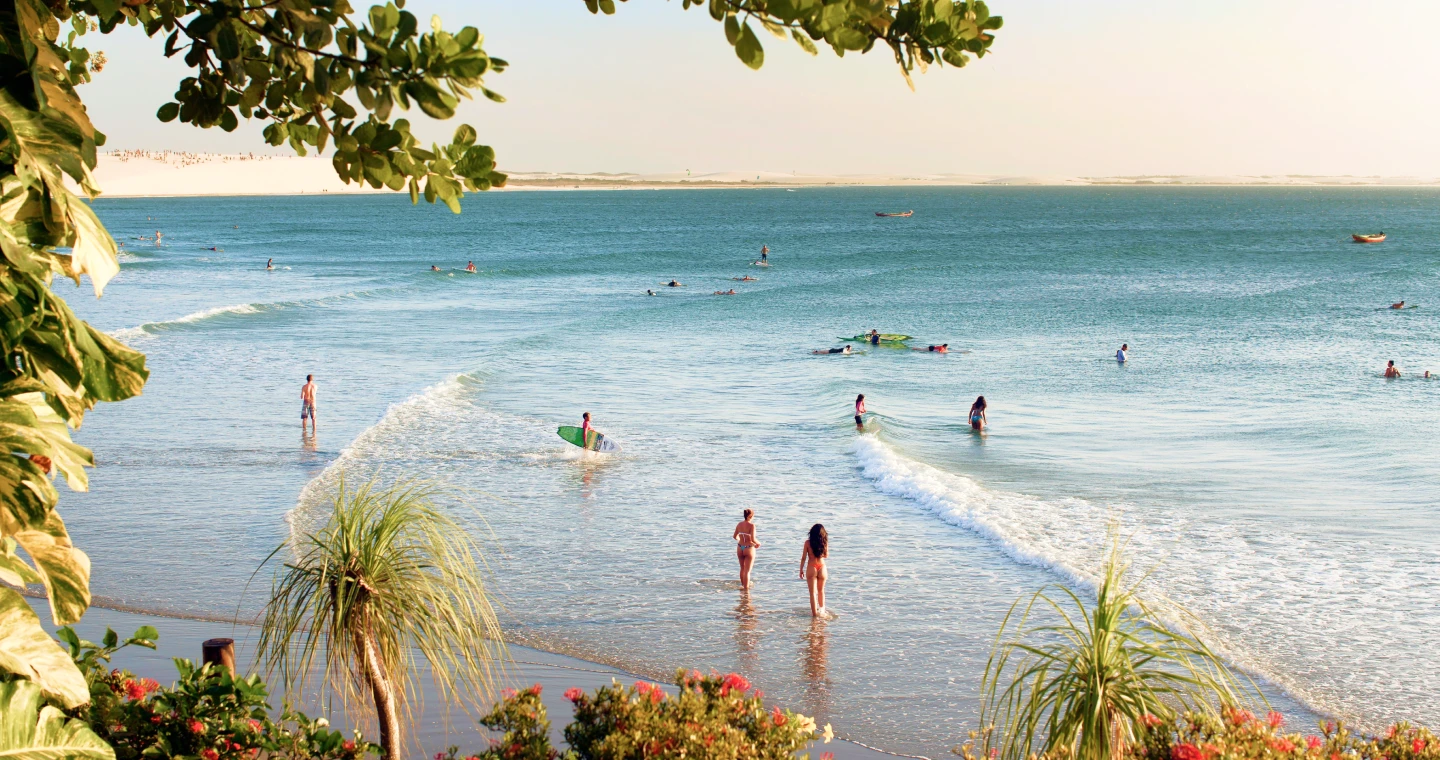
xmin=109 ymin=303 xmax=264 ymax=342
xmin=850 ymin=433 xmax=1347 ymax=725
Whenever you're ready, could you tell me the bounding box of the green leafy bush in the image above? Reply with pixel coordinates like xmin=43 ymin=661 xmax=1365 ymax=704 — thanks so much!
xmin=1133 ymin=709 xmax=1440 ymax=760
xmin=61 ymin=625 xmax=378 ymax=760
xmin=442 ymin=671 xmax=835 ymax=760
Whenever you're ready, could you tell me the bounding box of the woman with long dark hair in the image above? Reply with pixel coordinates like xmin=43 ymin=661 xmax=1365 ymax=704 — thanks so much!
xmin=800 ymin=523 xmax=829 ymax=617
xmin=732 ymin=508 xmax=760 ymax=590
xmin=969 ymin=395 xmax=987 ymax=432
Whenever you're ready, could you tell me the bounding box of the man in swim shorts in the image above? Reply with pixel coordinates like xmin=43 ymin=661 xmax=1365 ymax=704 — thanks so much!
xmin=760 ymin=245 xmax=768 ymax=262
xmin=301 ymin=374 xmax=317 ymax=434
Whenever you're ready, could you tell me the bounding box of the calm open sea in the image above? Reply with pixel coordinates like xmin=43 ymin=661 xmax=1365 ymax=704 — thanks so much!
xmin=65 ymin=187 xmax=1440 ymax=757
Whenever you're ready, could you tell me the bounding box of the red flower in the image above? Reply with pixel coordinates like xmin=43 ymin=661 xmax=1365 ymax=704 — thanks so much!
xmin=230 ymin=742 xmax=244 ymax=751
xmin=720 ymin=672 xmax=750 ymax=695
xmin=1271 ymin=739 xmax=1297 ymax=753
xmin=564 ymin=687 xmax=584 ymax=702
xmin=201 ymin=749 xmax=219 ymax=760
xmin=1268 ymin=711 xmax=1285 ymax=729
xmin=821 ymin=754 xmax=834 ymax=760
xmin=648 ymin=688 xmax=662 ymax=704
xmin=1172 ymin=743 xmax=1205 ymax=760
xmin=771 ymin=706 xmax=787 ymax=726
xmin=343 ymin=740 xmax=356 ymax=752
xmin=635 ymin=681 xmax=652 ymax=695
xmin=1307 ymin=737 xmax=1323 ymax=751
xmin=1415 ymin=740 xmax=1427 ymax=754
xmin=528 ymin=684 xmax=542 ymax=696
xmin=754 ymin=690 xmax=763 ymax=700
xmin=189 ymin=719 xmax=205 ymax=734
xmin=1140 ymin=714 xmax=1165 ymax=729
xmin=1324 ymin=723 xmax=1335 ymax=735
xmin=248 ymin=719 xmax=262 ymax=732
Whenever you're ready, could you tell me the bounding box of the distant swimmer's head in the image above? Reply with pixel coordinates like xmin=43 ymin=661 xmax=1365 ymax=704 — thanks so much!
xmin=743 ymin=508 xmax=753 ymax=520
xmin=808 ymin=524 xmax=828 ymax=557
xmin=842 ymin=345 xmax=852 ymax=353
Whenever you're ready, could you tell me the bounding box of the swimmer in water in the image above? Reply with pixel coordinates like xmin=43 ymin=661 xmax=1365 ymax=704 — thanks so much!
xmin=1391 ymin=301 xmax=1406 ymax=309
xmin=733 ymin=508 xmax=760 ymax=590
xmin=912 ymin=344 xmax=949 ymax=353
xmin=868 ymin=329 xmax=881 ymax=346
xmin=969 ymin=395 xmax=987 ymax=431
xmin=812 ymin=345 xmax=853 ymax=355
xmin=800 ymin=524 xmax=829 ymax=618
xmin=667 ymin=280 xmax=682 ymax=287
xmin=466 ymin=261 xmax=477 ymax=273
xmin=266 ymin=258 xmax=274 ymax=270
xmin=431 ymin=265 xmax=441 ymax=272
xmin=713 ymin=289 xmax=737 ymax=295
xmin=646 ymin=289 xmax=656 ymax=296
xmin=732 ymin=275 xmax=757 ymax=281
xmin=1385 ymin=360 xmax=1401 ymax=378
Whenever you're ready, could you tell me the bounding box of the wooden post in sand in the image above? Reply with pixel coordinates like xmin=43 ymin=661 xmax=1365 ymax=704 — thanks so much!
xmin=202 ymin=638 xmax=235 ymax=675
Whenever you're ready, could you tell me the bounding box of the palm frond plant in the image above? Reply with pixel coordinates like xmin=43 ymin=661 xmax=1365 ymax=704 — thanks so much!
xmin=980 ymin=539 xmax=1259 ymax=760
xmin=255 ymin=478 xmax=505 ymax=760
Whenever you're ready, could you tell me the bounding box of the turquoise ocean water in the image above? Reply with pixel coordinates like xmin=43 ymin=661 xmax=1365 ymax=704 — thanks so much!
xmin=65 ymin=188 xmax=1439 ymax=757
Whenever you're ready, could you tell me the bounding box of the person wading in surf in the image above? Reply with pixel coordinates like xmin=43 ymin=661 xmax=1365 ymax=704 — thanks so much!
xmin=800 ymin=524 xmax=829 ymax=618
xmin=300 ymin=374 xmax=317 ymax=434
xmin=733 ymin=509 xmax=760 ymax=590
xmin=969 ymin=395 xmax=987 ymax=432
xmin=854 ymin=394 xmax=867 ymax=430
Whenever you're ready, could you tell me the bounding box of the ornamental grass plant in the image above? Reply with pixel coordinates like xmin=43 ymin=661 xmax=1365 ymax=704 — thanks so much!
xmin=980 ymin=539 xmax=1258 ymax=760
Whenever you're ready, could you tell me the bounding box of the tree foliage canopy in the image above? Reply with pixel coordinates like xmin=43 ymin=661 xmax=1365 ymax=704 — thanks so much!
xmin=0 ymin=0 xmax=999 ymax=718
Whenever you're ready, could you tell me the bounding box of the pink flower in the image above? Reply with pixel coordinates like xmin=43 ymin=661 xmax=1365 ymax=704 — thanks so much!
xmin=528 ymin=684 xmax=542 ymax=696
xmin=1140 ymin=714 xmax=1165 ymax=729
xmin=1172 ymin=744 xmax=1205 ymax=760
xmin=248 ymin=719 xmax=262 ymax=732
xmin=188 ymin=719 xmax=205 ymax=734
xmin=1269 ymin=739 xmax=1297 ymax=754
xmin=1324 ymin=723 xmax=1335 ymax=735
xmin=501 ymin=688 xmax=516 ymax=700
xmin=1307 ymin=737 xmax=1323 ymax=751
xmin=1268 ymin=711 xmax=1285 ymax=729
xmin=635 ymin=681 xmax=652 ymax=695
xmin=201 ymin=749 xmax=219 ymax=760
xmin=772 ymin=706 xmax=786 ymax=726
xmin=564 ymin=687 xmax=584 ymax=702
xmin=821 ymin=754 xmax=834 ymax=760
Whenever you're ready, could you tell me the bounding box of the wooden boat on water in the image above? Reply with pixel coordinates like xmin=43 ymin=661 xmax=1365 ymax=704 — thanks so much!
xmin=876 ymin=210 xmax=913 ymax=217
xmin=1353 ymin=233 xmax=1386 ymax=243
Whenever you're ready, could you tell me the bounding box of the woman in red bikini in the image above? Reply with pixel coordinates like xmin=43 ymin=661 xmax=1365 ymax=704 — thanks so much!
xmin=800 ymin=524 xmax=829 ymax=617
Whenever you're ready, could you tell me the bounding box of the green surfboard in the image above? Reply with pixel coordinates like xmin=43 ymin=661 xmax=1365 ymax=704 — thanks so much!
xmin=841 ymin=333 xmax=911 ymax=344
xmin=557 ymin=426 xmax=621 ymax=453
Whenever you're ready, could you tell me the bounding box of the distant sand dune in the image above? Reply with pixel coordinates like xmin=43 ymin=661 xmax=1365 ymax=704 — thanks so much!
xmin=86 ymin=151 xmax=1440 ymax=198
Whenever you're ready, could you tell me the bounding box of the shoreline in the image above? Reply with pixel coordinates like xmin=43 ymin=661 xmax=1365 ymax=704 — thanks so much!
xmin=29 ymin=596 xmax=913 ymax=760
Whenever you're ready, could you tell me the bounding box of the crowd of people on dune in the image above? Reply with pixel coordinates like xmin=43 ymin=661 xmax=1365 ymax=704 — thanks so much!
xmin=106 ymin=150 xmax=280 ymax=167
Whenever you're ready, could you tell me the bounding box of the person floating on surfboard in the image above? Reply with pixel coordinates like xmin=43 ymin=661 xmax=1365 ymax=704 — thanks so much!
xmin=813 ymin=345 xmax=852 ymax=355
xmin=466 ymin=261 xmax=477 ymax=272
xmin=1391 ymin=301 xmax=1406 ymax=309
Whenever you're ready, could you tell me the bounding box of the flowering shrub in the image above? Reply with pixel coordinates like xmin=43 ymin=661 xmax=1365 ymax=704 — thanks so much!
xmin=1132 ymin=708 xmax=1440 ymax=760
xmin=58 ymin=625 xmax=377 ymax=760
xmin=450 ymin=670 xmax=833 ymax=760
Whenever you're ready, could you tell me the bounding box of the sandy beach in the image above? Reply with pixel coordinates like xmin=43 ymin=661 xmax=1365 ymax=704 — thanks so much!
xmin=90 ymin=151 xmax=1440 ymax=197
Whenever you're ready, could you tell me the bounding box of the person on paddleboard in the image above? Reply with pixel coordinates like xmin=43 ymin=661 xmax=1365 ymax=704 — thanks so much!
xmin=854 ymin=394 xmax=866 ymax=430
xmin=969 ymin=396 xmax=987 ymax=432
xmin=733 ymin=508 xmax=760 ymax=591
xmin=760 ymin=245 xmax=768 ymax=263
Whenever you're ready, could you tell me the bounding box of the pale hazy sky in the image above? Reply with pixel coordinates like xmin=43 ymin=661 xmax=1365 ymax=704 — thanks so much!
xmin=85 ymin=1 xmax=1440 ymax=176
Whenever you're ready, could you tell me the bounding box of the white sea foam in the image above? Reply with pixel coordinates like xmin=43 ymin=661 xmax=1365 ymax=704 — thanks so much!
xmin=110 ymin=303 xmax=263 ymax=341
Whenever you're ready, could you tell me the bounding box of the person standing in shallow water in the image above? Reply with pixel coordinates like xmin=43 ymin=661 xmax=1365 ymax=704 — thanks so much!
xmin=800 ymin=524 xmax=829 ymax=618
xmin=300 ymin=374 xmax=317 ymax=434
xmin=854 ymin=394 xmax=866 ymax=430
xmin=969 ymin=395 xmax=987 ymax=432
xmin=733 ymin=509 xmax=760 ymax=590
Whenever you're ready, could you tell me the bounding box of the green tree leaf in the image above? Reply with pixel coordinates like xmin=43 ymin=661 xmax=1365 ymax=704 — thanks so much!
xmin=735 ymin=22 xmax=764 ymax=69
xmin=0 ymin=589 xmax=89 ymax=709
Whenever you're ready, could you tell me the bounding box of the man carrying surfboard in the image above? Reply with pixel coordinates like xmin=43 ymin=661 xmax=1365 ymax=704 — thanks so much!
xmin=581 ymin=412 xmax=593 ymax=448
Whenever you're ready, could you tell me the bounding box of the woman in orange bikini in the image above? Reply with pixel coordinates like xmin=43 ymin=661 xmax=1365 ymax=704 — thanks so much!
xmin=800 ymin=524 xmax=829 ymax=617
xmin=733 ymin=509 xmax=760 ymax=590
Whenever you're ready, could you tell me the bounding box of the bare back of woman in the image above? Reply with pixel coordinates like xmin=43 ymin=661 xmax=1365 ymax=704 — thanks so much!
xmin=800 ymin=523 xmax=829 ymax=617
xmin=732 ymin=509 xmax=759 ymax=590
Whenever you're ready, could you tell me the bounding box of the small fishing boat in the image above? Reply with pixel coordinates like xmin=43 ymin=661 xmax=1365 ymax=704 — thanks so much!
xmin=876 ymin=210 xmax=913 ymax=217
xmin=1353 ymin=233 xmax=1386 ymax=243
